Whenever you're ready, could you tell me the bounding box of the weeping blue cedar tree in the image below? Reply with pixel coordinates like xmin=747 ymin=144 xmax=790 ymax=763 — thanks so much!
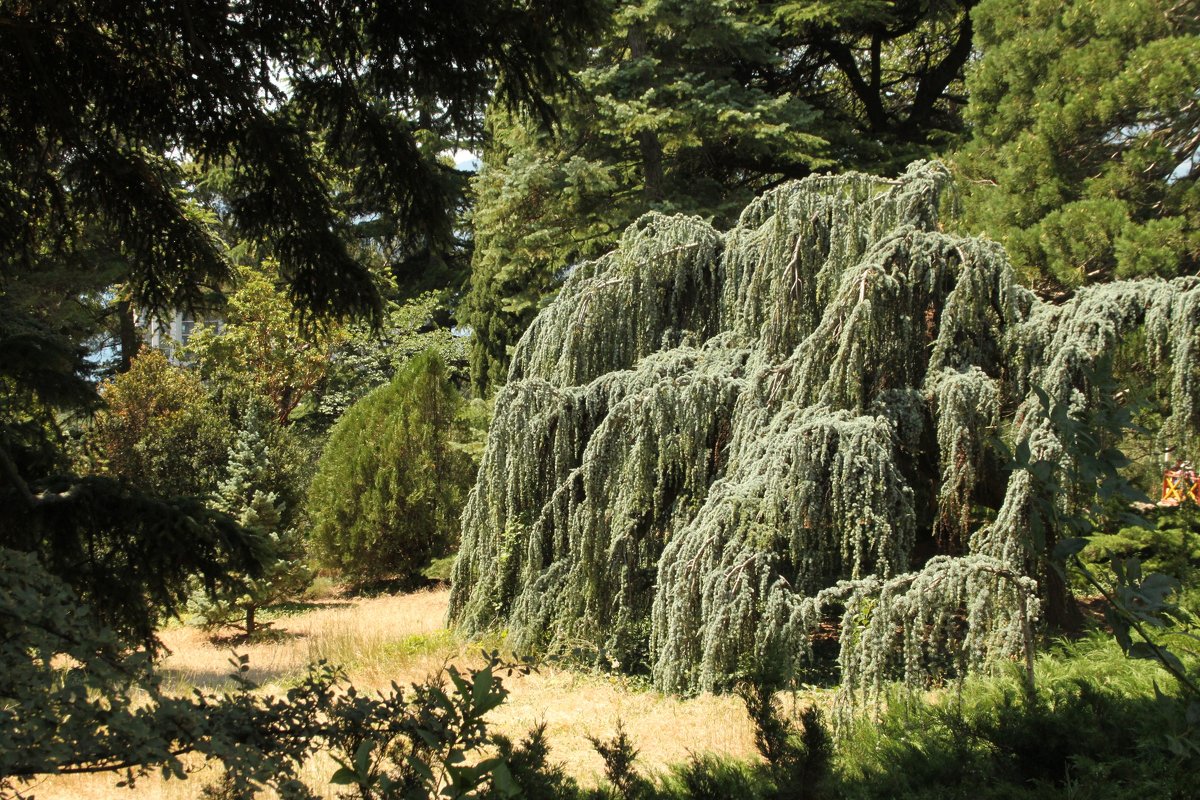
xmin=450 ymin=161 xmax=1200 ymax=708
xmin=307 ymin=351 xmax=475 ymax=586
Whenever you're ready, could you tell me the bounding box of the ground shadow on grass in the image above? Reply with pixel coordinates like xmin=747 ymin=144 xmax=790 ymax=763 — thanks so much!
xmin=343 ymin=574 xmax=447 ymax=597
xmin=261 ymin=598 xmax=353 ymax=617
xmin=192 ymin=599 xmax=352 ymax=647
xmin=158 ymin=661 xmax=297 ymax=692
xmin=206 ymin=626 xmax=303 ymax=648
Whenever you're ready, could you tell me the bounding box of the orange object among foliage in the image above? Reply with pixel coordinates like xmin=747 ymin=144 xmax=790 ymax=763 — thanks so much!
xmin=1160 ymin=465 xmax=1200 ymax=506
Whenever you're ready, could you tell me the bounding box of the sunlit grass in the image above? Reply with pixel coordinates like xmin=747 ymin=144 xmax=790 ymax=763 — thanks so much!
xmin=34 ymin=588 xmax=760 ymax=799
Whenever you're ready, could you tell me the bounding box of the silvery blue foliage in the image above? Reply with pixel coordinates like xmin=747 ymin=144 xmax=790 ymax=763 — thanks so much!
xmin=450 ymin=162 xmax=1200 ymax=702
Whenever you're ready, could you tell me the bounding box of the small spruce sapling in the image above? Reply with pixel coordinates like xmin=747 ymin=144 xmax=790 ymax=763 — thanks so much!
xmin=191 ymin=408 xmax=311 ymax=636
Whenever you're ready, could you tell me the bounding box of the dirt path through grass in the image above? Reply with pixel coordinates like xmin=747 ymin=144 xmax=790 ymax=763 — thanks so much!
xmin=37 ymin=588 xmax=760 ymax=799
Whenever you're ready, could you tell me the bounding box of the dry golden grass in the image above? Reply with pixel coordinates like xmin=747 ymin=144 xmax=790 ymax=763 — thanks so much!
xmin=31 ymin=588 xmax=760 ymax=799
xmin=155 ymin=589 xmax=452 ymax=692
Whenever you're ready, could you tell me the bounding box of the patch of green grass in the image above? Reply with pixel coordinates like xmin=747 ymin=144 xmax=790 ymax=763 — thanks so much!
xmin=378 ymin=629 xmax=459 ymax=661
xmin=462 ymin=628 xmax=512 ymax=657
xmin=831 ymin=633 xmax=1198 ymax=800
xmin=303 ymin=628 xmax=445 ymax=674
xmin=302 ymin=575 xmax=342 ymax=601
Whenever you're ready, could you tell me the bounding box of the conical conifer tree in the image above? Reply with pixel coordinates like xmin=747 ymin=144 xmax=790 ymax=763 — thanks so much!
xmin=192 ymin=408 xmax=310 ymax=636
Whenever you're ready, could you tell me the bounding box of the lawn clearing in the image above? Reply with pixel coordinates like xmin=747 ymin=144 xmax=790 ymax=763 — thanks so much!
xmin=36 ymin=588 xmax=761 ymax=799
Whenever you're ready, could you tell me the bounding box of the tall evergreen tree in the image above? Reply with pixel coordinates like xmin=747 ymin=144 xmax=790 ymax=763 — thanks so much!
xmin=465 ymin=0 xmax=979 ymax=393
xmin=0 ymin=0 xmax=601 ymax=638
xmin=0 ymin=2 xmax=601 ymax=779
xmin=959 ymin=0 xmax=1200 ymax=291
xmin=0 ymin=0 xmax=602 ymax=322
xmin=304 ymin=290 xmax=472 ymax=437
xmin=773 ymin=0 xmax=977 ymax=169
xmin=466 ymin=0 xmax=830 ymax=392
xmin=182 ymin=260 xmax=346 ymax=426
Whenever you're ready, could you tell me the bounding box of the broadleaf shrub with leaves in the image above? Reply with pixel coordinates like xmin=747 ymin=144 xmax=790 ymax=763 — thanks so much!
xmin=3 ymin=575 xmax=538 ymax=800
xmin=82 ymin=347 xmax=230 ymax=498
xmin=1061 ymin=550 xmax=1200 ymax=758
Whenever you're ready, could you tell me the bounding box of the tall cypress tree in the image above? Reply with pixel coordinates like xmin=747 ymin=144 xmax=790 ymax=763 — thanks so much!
xmin=306 ymin=351 xmax=474 ymax=586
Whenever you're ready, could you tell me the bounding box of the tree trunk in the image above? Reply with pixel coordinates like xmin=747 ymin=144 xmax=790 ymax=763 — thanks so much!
xmin=628 ymin=27 xmax=666 ymax=203
xmin=116 ymin=297 xmax=140 ymax=373
xmin=1041 ymin=559 xmax=1084 ymax=634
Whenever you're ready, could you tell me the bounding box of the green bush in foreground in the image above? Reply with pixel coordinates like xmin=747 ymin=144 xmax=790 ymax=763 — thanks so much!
xmin=833 ymin=637 xmax=1198 ymax=800
xmin=9 ymin=567 xmax=1197 ymax=800
xmin=575 ymin=636 xmax=1198 ymax=800
xmin=1 ymin=553 xmax=532 ymax=800
xmin=306 ymin=350 xmax=475 ymax=586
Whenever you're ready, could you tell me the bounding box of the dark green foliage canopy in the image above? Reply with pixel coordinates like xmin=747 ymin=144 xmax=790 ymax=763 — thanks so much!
xmin=465 ymin=0 xmax=829 ymax=391
xmin=0 ymin=0 xmax=602 ymax=323
xmin=0 ymin=0 xmax=601 ymax=643
xmin=773 ymin=0 xmax=977 ymax=169
xmin=0 ymin=2 xmax=601 ymax=780
xmin=307 ymin=350 xmax=475 ymax=585
xmin=3 ymin=475 xmax=267 ymax=647
xmin=3 ymin=344 xmax=260 ymax=646
xmin=960 ymin=0 xmax=1200 ymax=290
xmin=464 ymin=0 xmax=980 ymax=393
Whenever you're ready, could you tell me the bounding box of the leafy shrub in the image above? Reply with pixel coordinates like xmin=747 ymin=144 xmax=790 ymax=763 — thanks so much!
xmin=306 ymin=350 xmax=476 ymax=586
xmin=663 ymin=755 xmax=771 ymax=800
xmin=1082 ymin=507 xmax=1200 ymax=608
xmin=423 ymin=554 xmax=458 ymax=583
xmin=737 ymin=672 xmax=831 ymax=800
xmin=84 ymin=347 xmax=230 ymax=497
xmin=4 ymin=587 xmax=537 ymax=800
